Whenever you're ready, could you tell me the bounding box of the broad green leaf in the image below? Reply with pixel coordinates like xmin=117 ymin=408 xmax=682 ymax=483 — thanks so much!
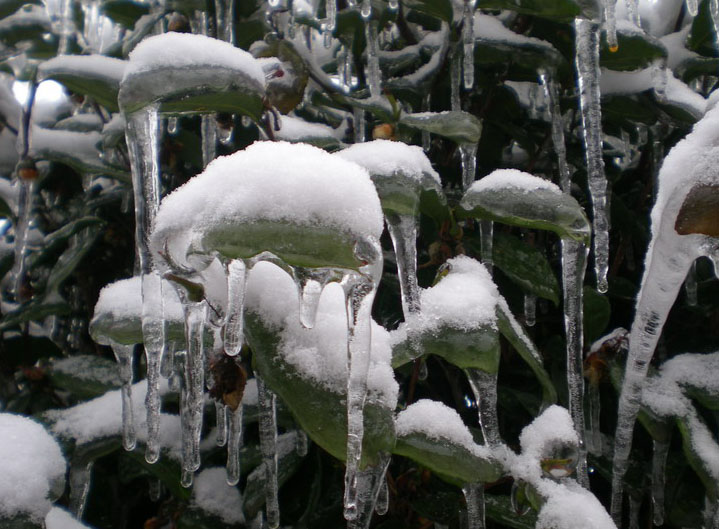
xmin=492 ymin=233 xmax=560 ymax=305
xmin=245 ymin=312 xmax=396 ymax=467
xmin=101 ymin=0 xmax=150 ymax=28
xmin=477 ymin=0 xmax=580 ymax=20
xmin=0 ymin=4 xmax=50 ymax=47
xmin=602 ymin=94 xmax=657 ymax=126
xmin=48 ymin=355 xmax=122 ymax=399
xmin=394 ymin=429 xmax=503 ymax=484
xmin=582 ymin=286 xmax=610 ymax=344
xmin=600 ymin=29 xmax=667 ymax=72
xmin=120 ymin=12 xmax=168 ymax=57
xmin=457 ymin=179 xmax=591 ymax=244
xmin=688 ymin=0 xmax=716 ymax=56
xmin=402 ymin=0 xmax=453 ymax=23
xmin=38 ymin=55 xmax=127 ymax=112
xmin=400 ymin=111 xmax=482 ymax=145
xmin=0 ymin=0 xmax=39 ymax=20
xmin=677 ymin=56 xmax=719 ymax=83
xmin=0 ymin=299 xmax=71 ymax=331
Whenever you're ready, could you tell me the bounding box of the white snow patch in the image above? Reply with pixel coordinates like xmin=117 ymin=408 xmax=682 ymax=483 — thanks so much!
xmin=39 ymin=54 xmax=127 ymax=82
xmin=191 ymin=468 xmax=244 ymax=524
xmin=93 ymin=276 xmax=184 ymax=326
xmin=46 ymin=506 xmax=94 ymax=529
xmin=336 ymin=140 xmax=440 ymax=184
xmin=469 ymin=169 xmax=560 ymax=195
xmin=519 ymin=405 xmax=578 ymax=461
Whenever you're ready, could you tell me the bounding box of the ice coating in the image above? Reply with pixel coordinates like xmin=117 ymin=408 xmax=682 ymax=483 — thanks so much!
xmin=474 ymin=13 xmax=556 ymax=51
xmin=395 ymin=399 xmax=493 ymax=459
xmin=244 ymin=261 xmax=398 ymax=409
xmin=272 ymin=115 xmax=344 ymax=144
xmin=191 ymin=468 xmax=245 ymax=524
xmin=336 ymin=140 xmax=440 ymax=184
xmin=151 ymin=141 xmax=384 ymax=268
xmin=468 ymin=169 xmax=560 ymax=195
xmin=0 ymin=413 xmax=66 ymax=521
xmin=124 ymin=32 xmax=265 ymax=88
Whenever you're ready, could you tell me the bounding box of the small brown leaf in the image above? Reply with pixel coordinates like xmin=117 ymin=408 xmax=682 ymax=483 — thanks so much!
xmin=675 ymin=184 xmax=719 ymax=237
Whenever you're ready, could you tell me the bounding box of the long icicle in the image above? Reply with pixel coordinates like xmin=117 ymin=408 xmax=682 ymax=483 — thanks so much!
xmin=603 ymin=0 xmax=618 ymax=51
xmin=257 ymin=376 xmax=280 ymax=528
xmin=465 ymin=369 xmax=501 ymax=447
xmin=223 ymin=259 xmax=247 ymax=356
xmin=385 ymin=212 xmax=421 ymax=317
xmin=216 ymin=400 xmax=228 ymax=447
xmin=462 ymin=483 xmax=486 ymax=529
xmin=68 ymin=455 xmax=94 ymax=518
xmin=347 ymin=454 xmax=391 ymax=529
xmin=462 ymin=0 xmax=476 ymax=90
xmin=10 ymin=177 xmax=35 ymax=302
xmin=575 ymin=18 xmax=610 ymax=294
xmin=110 ymin=341 xmax=136 ymax=451
xmin=652 ymin=436 xmax=670 ymax=526
xmin=227 ymin=404 xmax=243 ymax=486
xmin=365 ymin=20 xmax=381 ymax=98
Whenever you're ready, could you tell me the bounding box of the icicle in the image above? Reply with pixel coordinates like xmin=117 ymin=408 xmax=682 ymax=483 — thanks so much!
xmin=167 ymin=117 xmax=178 ymax=135
xmin=227 ymin=404 xmax=243 ymax=486
xmin=625 ymin=0 xmax=640 ymax=25
xmin=587 ymin=380 xmax=601 ymax=454
xmin=324 ymin=25 xmax=333 ymax=48
xmin=354 ymin=108 xmax=366 ymax=143
xmin=686 ymin=259 xmax=698 ymax=306
xmin=161 ymin=342 xmax=176 ymax=378
xmin=575 ymin=18 xmax=610 ymax=294
xmin=462 ymin=483 xmax=485 ymax=529
xmin=479 ymin=220 xmax=493 ymax=272
xmin=524 ymin=294 xmax=536 ymax=327
xmin=326 ymin=0 xmax=337 ymax=31
xmin=347 ymin=454 xmax=391 ymax=529
xmin=652 ymin=437 xmax=670 ymax=526
xmin=242 ymin=115 xmax=253 ymax=128
xmin=214 ymin=0 xmax=235 ymax=44
xmin=216 ymin=400 xmax=228 ymax=446
xmin=180 ymin=300 xmax=207 ymax=480
xmin=462 ymin=0 xmax=476 ymax=90
xmin=628 ymin=494 xmax=641 ymax=529
xmin=201 ymin=114 xmax=217 ymax=168
xmin=257 ymin=376 xmax=280 ymax=529
xmin=223 ymin=259 xmax=247 ymax=356
xmin=360 ymin=0 xmax=371 ymax=18
xmin=181 ymin=469 xmax=193 ymax=488
xmin=686 ymin=0 xmax=699 ymax=16
xmin=149 ymin=478 xmax=162 ymax=502
xmin=510 ymin=480 xmax=531 ymax=516
xmin=292 ymin=268 xmax=340 ymax=328
xmin=539 ymin=70 xmax=571 ymax=192
xmin=142 ymin=271 xmax=165 ymax=464
xmin=451 ymin=52 xmax=461 ymax=112
xmin=385 ymin=213 xmax=420 ymax=317
xmin=69 ymin=457 xmax=93 ymax=518
xmin=110 ymin=341 xmax=136 ymax=451
xmin=58 ymin=0 xmax=74 ymax=55
xmin=712 ymin=0 xmax=719 ymax=44
xmin=217 ymin=122 xmax=233 ymax=146
xmin=375 ymin=476 xmax=389 ymax=515
xmin=342 ymin=243 xmax=382 ymax=521
xmin=422 ymin=94 xmax=431 ymax=151
xmin=10 ymin=177 xmax=35 ymax=302
xmin=465 ymin=369 xmax=501 ymax=446
xmin=603 ymin=0 xmax=618 ymax=51
xmin=365 ymin=21 xmax=381 ymax=98
xmin=561 ymin=238 xmax=590 ymax=487
xmin=296 ymin=429 xmax=308 ymax=456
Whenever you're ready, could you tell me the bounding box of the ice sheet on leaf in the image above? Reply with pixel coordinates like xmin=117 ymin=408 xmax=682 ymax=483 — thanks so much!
xmin=90 ymin=276 xmax=183 ymax=345
xmin=269 ymin=114 xmax=344 ymax=148
xmin=191 ymin=468 xmax=245 ymax=524
xmin=119 ymin=32 xmax=266 ymax=117
xmin=0 ymin=413 xmax=66 ymax=522
xmin=151 ymin=141 xmax=383 ymax=271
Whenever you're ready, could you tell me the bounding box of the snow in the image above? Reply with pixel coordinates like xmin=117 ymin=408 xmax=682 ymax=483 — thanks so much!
xmin=335 ymin=139 xmax=440 ymax=184
xmin=124 ymin=32 xmax=265 ymax=89
xmin=468 ymin=169 xmax=560 ymax=195
xmin=660 ymin=26 xmax=698 ymax=70
xmin=474 ymin=13 xmax=555 ymax=52
xmin=518 ymin=405 xmax=579 ymax=461
xmin=395 ymin=399 xmax=492 ymax=459
xmin=0 ymin=413 xmax=66 ymax=521
xmin=244 ymin=261 xmax=398 ymax=409
xmin=151 ymin=141 xmax=383 ymax=268
xmin=51 ymin=355 xmax=122 ymax=388
xmin=272 ymin=114 xmax=343 ymax=144
xmin=45 ymin=506 xmax=94 ymax=529
xmin=38 ymin=54 xmax=127 ymax=82
xmin=191 ymin=468 xmax=245 ymax=524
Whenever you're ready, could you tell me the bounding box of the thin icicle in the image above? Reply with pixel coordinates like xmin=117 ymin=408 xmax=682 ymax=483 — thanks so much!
xmin=227 ymin=404 xmax=243 ymax=486
xmin=524 ymin=294 xmax=536 ymax=327
xmin=685 ymin=259 xmax=698 ymax=306
xmin=214 ymin=0 xmax=235 ymax=43
xmin=365 ymin=20 xmax=381 ymax=98
xmin=223 ymin=259 xmax=247 ymax=356
xmin=451 ymin=52 xmax=461 ymax=112
xmin=385 ymin=213 xmax=421 ymax=317
xmin=10 ymin=178 xmax=35 ymax=302
xmin=561 ymin=238 xmax=589 ymax=487
xmin=296 ymin=429 xmax=308 ymax=456
xmin=603 ymin=0 xmax=618 ymax=51
xmin=652 ymin=437 xmax=670 ymax=526
xmin=161 ymin=342 xmax=176 ymax=379
xmin=711 ymin=0 xmax=719 ymax=44
xmin=181 ymin=300 xmax=207 ymax=480
xmin=465 ymin=369 xmax=501 ymax=447
xmin=625 ymin=0 xmax=640 ymax=25
xmin=58 ymin=0 xmax=74 ymax=55
xmin=375 ymin=476 xmax=389 ymax=515
xmin=326 ymin=0 xmax=337 ymax=31
xmin=460 ymin=143 xmax=478 ymax=192
xmin=686 ymin=0 xmax=699 ymax=17
xmin=479 ymin=220 xmax=493 ymax=272
xmin=587 ymin=381 xmax=601 ymax=454
xmin=292 ymin=267 xmax=340 ymax=328
xmin=422 ymin=94 xmax=432 ymax=151
xmin=68 ymin=457 xmax=93 ymax=518
xmin=575 ymin=18 xmax=610 ymax=294
xmin=110 ymin=341 xmax=136 ymax=451
xmin=257 ymin=376 xmax=280 ymax=529
xmin=628 ymin=494 xmax=641 ymax=529
xmin=462 ymin=483 xmax=485 ymax=529
xmin=201 ymin=114 xmax=217 ymax=168
xmin=347 ymin=454 xmax=391 ymax=529
xmin=462 ymin=0 xmax=476 ymax=89
xmin=167 ymin=117 xmax=178 ymax=135
xmin=142 ymin=271 xmax=164 ymax=464
xmin=539 ymin=70 xmax=571 ymax=193
xmin=354 ymin=108 xmax=366 ymax=143
xmin=181 ymin=469 xmax=193 ymax=488
xmin=216 ymin=400 xmax=228 ymax=447
xmin=149 ymin=478 xmax=162 ymax=502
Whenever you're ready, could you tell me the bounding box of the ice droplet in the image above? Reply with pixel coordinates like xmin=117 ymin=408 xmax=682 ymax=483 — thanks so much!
xmin=360 ymin=0 xmax=371 ymax=18
xmin=686 ymin=0 xmax=699 ymax=17
xmin=292 ymin=267 xmax=340 ymax=328
xmin=167 ymin=116 xmax=178 ymax=134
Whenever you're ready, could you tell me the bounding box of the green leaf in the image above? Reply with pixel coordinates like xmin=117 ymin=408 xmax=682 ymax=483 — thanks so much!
xmin=457 ymin=178 xmax=591 ymax=244
xmin=46 ymin=225 xmax=103 ymax=293
xmin=688 ymin=0 xmax=716 ymax=55
xmin=120 ymin=11 xmax=168 ymax=57
xmin=402 ymin=0 xmax=453 ymax=23
xmin=38 ymin=55 xmax=126 ymax=112
xmin=492 ymin=233 xmax=560 ymax=305
xmin=582 ymin=286 xmax=610 ymax=344
xmin=101 ymin=0 xmax=150 ymax=28
xmin=394 ymin=429 xmax=503 ymax=485
xmin=0 ymin=513 xmax=43 ymax=529
xmin=47 ymin=355 xmax=122 ymax=399
xmin=485 ymin=493 xmax=538 ymax=529
xmin=0 ymin=4 xmax=51 ymax=47
xmin=600 ymin=29 xmax=667 ymax=72
xmin=29 ymin=217 xmax=105 ymax=270
xmin=0 ymin=299 xmax=71 ymax=331
xmin=400 ymin=111 xmax=482 ymax=145
xmin=477 ymin=0 xmax=580 ymax=20
xmin=602 ymin=94 xmax=657 ymax=126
